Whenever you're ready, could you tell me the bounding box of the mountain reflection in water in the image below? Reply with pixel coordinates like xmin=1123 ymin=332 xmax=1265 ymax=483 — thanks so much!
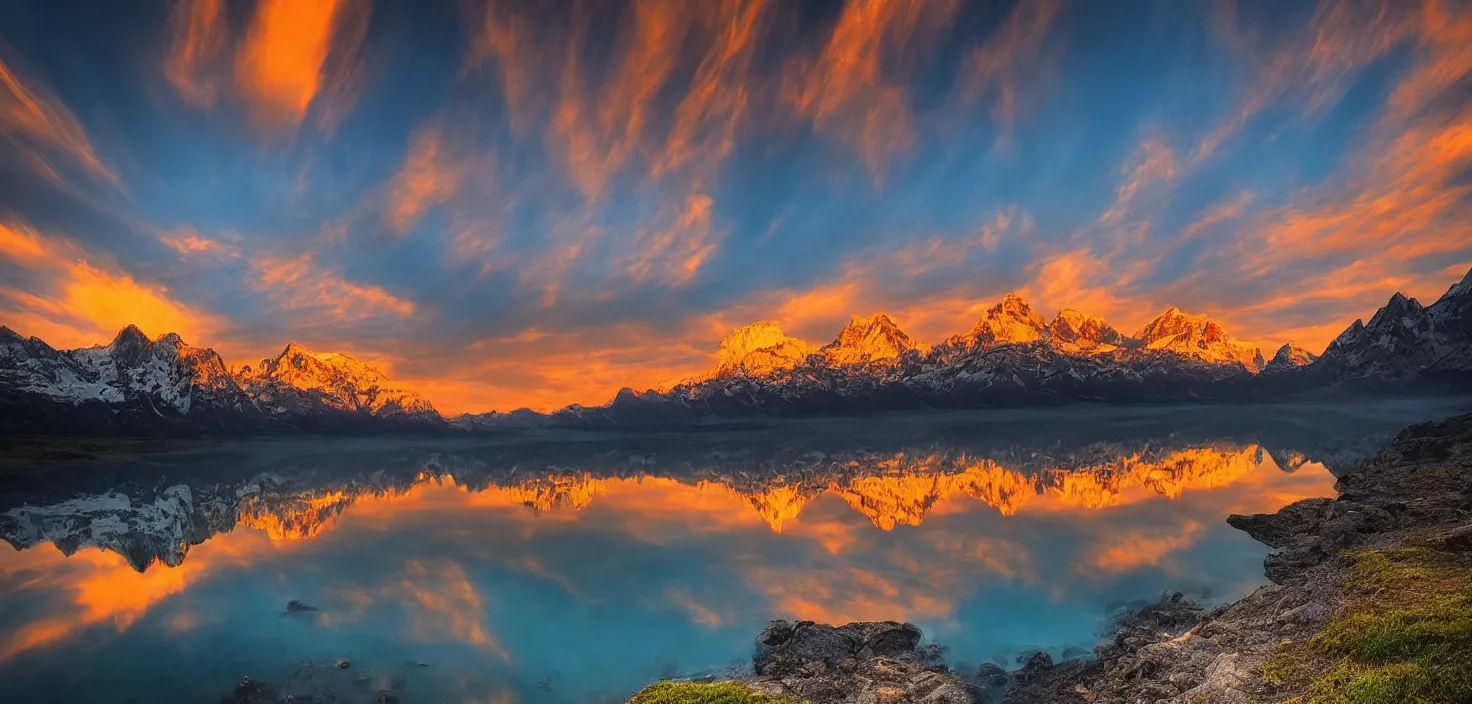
xmin=0 ymin=403 xmax=1463 ymax=704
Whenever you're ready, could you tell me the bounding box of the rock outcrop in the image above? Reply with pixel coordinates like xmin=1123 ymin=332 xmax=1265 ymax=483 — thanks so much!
xmin=743 ymin=620 xmax=970 ymax=704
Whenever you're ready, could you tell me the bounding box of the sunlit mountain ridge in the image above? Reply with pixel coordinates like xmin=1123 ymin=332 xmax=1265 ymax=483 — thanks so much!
xmin=2 ymin=269 xmax=1469 ymax=433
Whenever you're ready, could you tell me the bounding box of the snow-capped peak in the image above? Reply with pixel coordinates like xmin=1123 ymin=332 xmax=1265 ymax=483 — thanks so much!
xmin=1049 ymin=308 xmax=1128 ymax=353
xmin=714 ymin=322 xmax=813 ymax=377
xmin=821 ymin=313 xmax=927 ymax=365
xmin=238 ymin=343 xmax=433 ymax=417
xmin=964 ymin=293 xmax=1048 ymax=347
xmin=1135 ymin=308 xmax=1265 ymax=372
xmin=105 ymin=324 xmax=151 ymax=356
xmin=1265 ymin=342 xmax=1319 ymax=371
xmin=1440 ymin=266 xmax=1472 ymax=302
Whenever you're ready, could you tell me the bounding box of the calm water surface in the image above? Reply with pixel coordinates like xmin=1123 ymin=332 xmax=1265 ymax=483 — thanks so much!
xmin=2 ymin=401 xmax=1468 ymax=703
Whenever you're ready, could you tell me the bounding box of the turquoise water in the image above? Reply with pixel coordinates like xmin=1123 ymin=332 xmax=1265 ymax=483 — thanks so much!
xmin=0 ymin=402 xmax=1462 ymax=703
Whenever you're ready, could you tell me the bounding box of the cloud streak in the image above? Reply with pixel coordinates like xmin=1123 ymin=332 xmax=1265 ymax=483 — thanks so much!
xmin=0 ymin=51 xmax=118 ymax=188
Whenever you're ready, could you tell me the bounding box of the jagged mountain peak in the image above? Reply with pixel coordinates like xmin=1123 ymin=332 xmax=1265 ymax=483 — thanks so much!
xmin=963 ymin=293 xmax=1048 ymax=347
xmin=991 ymin=292 xmax=1042 ymax=319
xmin=1367 ymin=291 xmax=1425 ymax=326
xmin=257 ymin=343 xmax=390 ymax=383
xmin=1049 ymin=308 xmax=1128 ymax=353
xmin=822 ymin=312 xmax=926 ymax=365
xmin=107 ymin=324 xmax=152 ymax=353
xmin=0 ymin=325 xmax=28 ymax=344
xmin=1442 ymin=266 xmax=1472 ymax=300
xmin=848 ymin=312 xmax=898 ymax=328
xmin=1264 ymin=342 xmax=1319 ymax=372
xmin=240 ymin=344 xmax=435 ymax=419
xmin=1135 ymin=307 xmax=1264 ymax=372
xmin=715 ymin=322 xmax=812 ymax=377
xmin=1136 ymin=307 xmax=1219 ymax=342
xmin=279 ymin=340 xmax=315 ymax=356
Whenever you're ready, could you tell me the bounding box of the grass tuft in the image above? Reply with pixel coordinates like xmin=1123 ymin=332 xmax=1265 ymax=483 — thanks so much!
xmin=1262 ymin=547 xmax=1472 ymax=703
xmin=627 ymin=681 xmax=798 ymax=704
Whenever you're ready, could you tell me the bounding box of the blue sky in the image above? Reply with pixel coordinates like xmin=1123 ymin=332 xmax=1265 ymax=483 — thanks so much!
xmin=1 ymin=0 xmax=1469 ymax=412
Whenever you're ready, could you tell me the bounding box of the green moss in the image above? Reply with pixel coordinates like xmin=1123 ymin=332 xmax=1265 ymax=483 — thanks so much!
xmin=627 ymin=681 xmax=798 ymax=704
xmin=1276 ymin=547 xmax=1472 ymax=704
xmin=1259 ymin=643 xmax=1310 ymax=686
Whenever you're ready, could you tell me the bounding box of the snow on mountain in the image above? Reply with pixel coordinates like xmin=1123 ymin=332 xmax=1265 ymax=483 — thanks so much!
xmin=1263 ymin=342 xmax=1319 ymax=373
xmin=452 ymin=408 xmax=553 ymax=431
xmin=68 ymin=325 xmax=251 ymax=415
xmin=236 ymin=342 xmax=439 ymax=420
xmin=1314 ymin=268 xmax=1472 ymax=378
xmin=1 ymin=325 xmax=259 ymax=433
xmin=713 ymin=322 xmax=813 ymax=377
xmin=1048 ymin=308 xmax=1130 ymax=354
xmin=1427 ymin=267 xmax=1472 ymax=338
xmin=820 ymin=313 xmax=928 ymax=365
xmin=0 ymin=326 xmax=122 ymax=404
xmin=955 ymin=293 xmax=1049 ymax=349
xmin=1315 ymin=293 xmax=1440 ymax=378
xmin=1134 ymin=307 xmax=1266 ymax=372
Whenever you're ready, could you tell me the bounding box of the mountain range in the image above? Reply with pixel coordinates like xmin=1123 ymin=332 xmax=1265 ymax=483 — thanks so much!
xmin=2 ymin=268 xmax=1469 ymax=435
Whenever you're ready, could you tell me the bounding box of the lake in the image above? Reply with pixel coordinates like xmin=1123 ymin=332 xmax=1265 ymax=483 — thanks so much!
xmin=2 ymin=399 xmax=1469 ymax=703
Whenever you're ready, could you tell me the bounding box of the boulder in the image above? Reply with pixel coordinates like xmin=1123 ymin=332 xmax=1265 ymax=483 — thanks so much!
xmin=754 ymin=620 xmax=924 ymax=677
xmin=747 ymin=620 xmax=968 ymax=704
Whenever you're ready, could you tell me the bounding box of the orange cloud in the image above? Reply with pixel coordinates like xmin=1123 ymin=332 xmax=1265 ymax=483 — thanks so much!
xmin=1098 ymin=138 xmax=1177 ymax=227
xmin=163 ymin=0 xmax=228 ymax=108
xmin=781 ymin=0 xmax=961 ymax=176
xmin=159 ymin=226 xmax=242 ymax=261
xmin=234 ymin=0 xmax=370 ymax=129
xmin=0 ymin=219 xmax=222 ymax=348
xmin=650 ymin=0 xmax=769 ymax=185
xmin=624 ymin=192 xmax=720 ymax=286
xmin=462 ymin=1 xmax=765 ymax=296
xmin=960 ymin=0 xmax=1063 ymax=143
xmin=385 ymin=122 xmax=468 ymax=232
xmin=1020 ymin=249 xmax=1138 ymax=328
xmin=250 ymin=250 xmax=416 ymax=321
xmin=544 ymin=0 xmax=680 ymax=202
xmin=0 ymin=51 xmax=118 ymax=187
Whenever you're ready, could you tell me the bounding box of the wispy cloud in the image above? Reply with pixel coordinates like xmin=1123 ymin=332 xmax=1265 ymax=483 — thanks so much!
xmin=959 ymin=0 xmax=1064 ymax=145
xmin=385 ymin=121 xmax=468 ymax=232
xmin=0 ymin=51 xmax=119 ymax=188
xmin=780 ymin=0 xmax=961 ymax=177
xmin=251 ymin=250 xmax=416 ymax=322
xmin=232 ymin=0 xmax=371 ymax=130
xmin=162 ymin=0 xmax=228 ymax=108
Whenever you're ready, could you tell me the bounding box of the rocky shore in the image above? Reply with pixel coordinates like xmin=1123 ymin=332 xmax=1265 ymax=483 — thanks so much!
xmin=657 ymin=411 xmax=1472 ymax=704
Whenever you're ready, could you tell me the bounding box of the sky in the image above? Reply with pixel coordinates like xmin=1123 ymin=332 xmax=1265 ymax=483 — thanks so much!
xmin=0 ymin=0 xmax=1470 ymax=415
